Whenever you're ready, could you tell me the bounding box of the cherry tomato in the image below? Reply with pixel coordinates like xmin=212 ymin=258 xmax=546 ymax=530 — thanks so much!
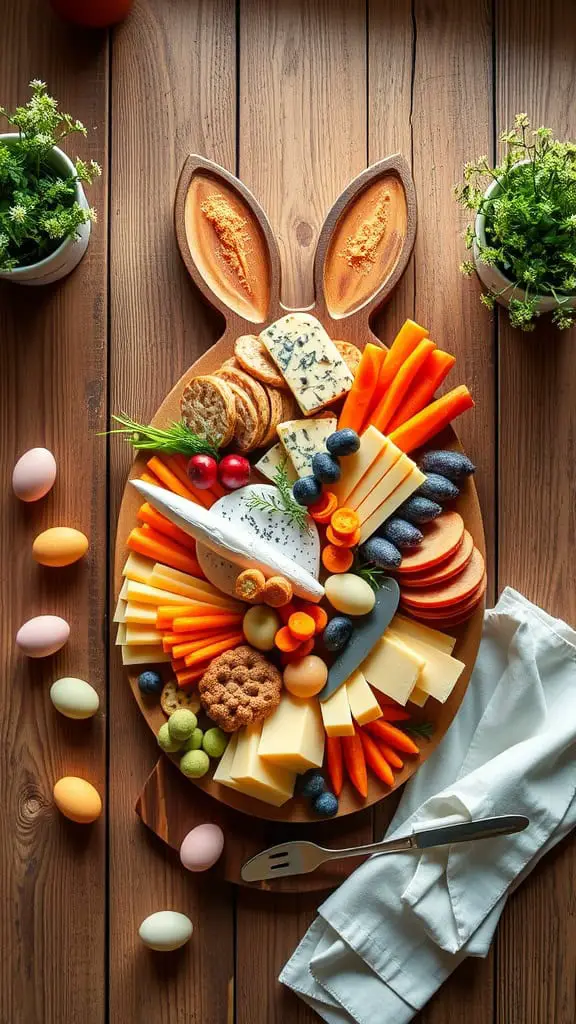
xmin=49 ymin=0 xmax=133 ymax=27
xmin=187 ymin=455 xmax=218 ymax=490
xmin=218 ymin=454 xmax=250 ymax=490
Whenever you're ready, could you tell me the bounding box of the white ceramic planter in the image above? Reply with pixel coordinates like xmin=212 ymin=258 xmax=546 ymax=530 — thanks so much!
xmin=472 ymin=161 xmax=576 ymax=314
xmin=0 ymin=134 xmax=91 ymax=286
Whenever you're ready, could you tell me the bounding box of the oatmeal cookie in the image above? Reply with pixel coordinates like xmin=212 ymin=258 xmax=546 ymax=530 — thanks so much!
xmin=199 ymin=645 xmax=282 ymax=732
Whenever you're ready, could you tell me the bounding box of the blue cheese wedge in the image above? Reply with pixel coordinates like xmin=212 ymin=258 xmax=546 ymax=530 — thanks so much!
xmin=260 ymin=313 xmax=354 ymax=414
xmin=254 ymin=443 xmax=297 ymax=484
xmin=277 ymin=417 xmax=337 ymax=477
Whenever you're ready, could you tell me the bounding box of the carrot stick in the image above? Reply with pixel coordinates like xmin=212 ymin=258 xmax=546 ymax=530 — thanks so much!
xmin=389 ymin=385 xmax=475 ymax=453
xmin=386 ymin=349 xmax=456 ymax=432
xmin=364 ymin=718 xmax=420 ymax=755
xmin=377 ymin=705 xmax=412 ymax=723
xmin=325 ymin=735 xmax=343 ymax=797
xmin=369 ymin=339 xmax=436 ymax=434
xmin=163 ymin=455 xmax=214 ymax=509
xmin=176 ymin=667 xmax=205 ymax=689
xmin=162 ymin=626 xmax=233 ymax=649
xmin=137 ymin=503 xmax=197 ymax=551
xmin=373 ymin=320 xmax=429 ymax=399
xmin=359 ymin=730 xmax=395 ymax=786
xmin=171 ymin=657 xmax=186 ymax=672
xmin=127 ymin=527 xmax=203 ymax=577
xmin=172 ymin=630 xmax=241 ymax=659
xmin=146 ymin=456 xmax=198 ymax=501
xmin=155 ymin=603 xmax=221 ymax=629
xmin=183 ymin=634 xmax=243 ymax=668
xmin=140 ymin=470 xmax=164 ymax=488
xmin=341 ymin=730 xmax=368 ymax=798
xmin=172 ymin=613 xmax=244 ymax=633
xmin=374 ymin=741 xmax=404 ymax=770
xmin=338 ymin=343 xmax=386 ymax=433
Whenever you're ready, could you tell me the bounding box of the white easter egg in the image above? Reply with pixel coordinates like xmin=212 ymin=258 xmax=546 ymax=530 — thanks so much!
xmin=138 ymin=911 xmax=193 ymax=951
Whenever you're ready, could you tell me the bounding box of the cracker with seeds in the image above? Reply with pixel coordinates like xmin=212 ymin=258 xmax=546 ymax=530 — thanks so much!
xmin=180 ymin=375 xmax=237 ymax=448
xmin=227 ymin=382 xmax=262 ymax=451
xmin=216 ymin=364 xmax=270 ymax=445
xmin=161 ymin=680 xmax=201 ymax=715
xmin=234 ymin=334 xmax=287 ymax=389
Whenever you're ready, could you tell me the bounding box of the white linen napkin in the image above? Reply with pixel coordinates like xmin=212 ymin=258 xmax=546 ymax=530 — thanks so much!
xmin=280 ymin=588 xmax=576 ymax=1023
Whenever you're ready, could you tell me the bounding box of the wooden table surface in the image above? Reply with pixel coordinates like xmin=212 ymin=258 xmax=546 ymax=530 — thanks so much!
xmin=2 ymin=1 xmax=575 ymax=1021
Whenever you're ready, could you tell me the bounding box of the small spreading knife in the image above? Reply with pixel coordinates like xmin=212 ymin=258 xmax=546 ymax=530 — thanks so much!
xmin=241 ymin=815 xmax=530 ymax=882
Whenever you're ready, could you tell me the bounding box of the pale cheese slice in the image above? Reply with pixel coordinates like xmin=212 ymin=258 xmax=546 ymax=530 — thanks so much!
xmin=332 ymin=426 xmax=388 ymax=505
xmin=113 ymin=596 xmax=127 ymax=623
xmin=389 ymin=632 xmax=465 ymax=704
xmin=125 ymin=579 xmax=198 ymax=608
xmin=358 ymin=466 xmax=426 ymax=543
xmin=258 ymin=692 xmax=325 ymax=772
xmin=124 ymin=624 xmax=165 ymax=645
xmin=230 ymin=723 xmax=296 ymax=807
xmin=355 ymin=453 xmax=415 ymax=526
xmin=122 ymin=551 xmax=155 ymax=584
xmin=347 ymin=436 xmax=403 ymax=510
xmin=390 ymin=614 xmax=456 ymax=655
xmin=123 ymin=601 xmax=158 ymax=625
xmin=361 ymin=634 xmax=425 ymax=705
xmin=276 ymin=418 xmax=337 ymax=477
xmin=346 ymin=669 xmax=383 ymax=725
xmin=120 ymin=643 xmax=170 ymax=665
xmin=150 ymin=563 xmax=244 ymax=611
xmin=116 ymin=622 xmax=127 ymax=646
xmin=254 ymin=442 xmax=297 ymax=484
xmin=212 ymin=732 xmax=241 ymax=789
xmin=320 ymin=683 xmax=355 ymax=737
xmin=408 ymin=686 xmax=429 ymax=707
xmin=119 ymin=578 xmax=130 ymax=601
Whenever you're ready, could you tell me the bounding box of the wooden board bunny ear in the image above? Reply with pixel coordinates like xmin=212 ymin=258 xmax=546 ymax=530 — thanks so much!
xmin=314 ymin=154 xmax=417 ymax=324
xmin=174 ymin=155 xmax=281 ymax=325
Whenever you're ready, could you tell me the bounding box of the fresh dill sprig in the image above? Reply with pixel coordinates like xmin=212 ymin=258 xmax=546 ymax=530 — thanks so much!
xmin=101 ymin=413 xmax=220 ymax=459
xmin=403 ymin=721 xmax=435 ymax=740
xmin=247 ymin=459 xmax=310 ymax=533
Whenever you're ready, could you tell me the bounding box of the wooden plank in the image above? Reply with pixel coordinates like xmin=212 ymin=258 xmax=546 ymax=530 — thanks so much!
xmin=0 ymin=4 xmax=108 ymax=1023
xmin=496 ymin=2 xmax=576 ymax=1022
xmin=236 ymin=1 xmax=367 ymax=1019
xmin=108 ymin=2 xmax=236 ymax=1021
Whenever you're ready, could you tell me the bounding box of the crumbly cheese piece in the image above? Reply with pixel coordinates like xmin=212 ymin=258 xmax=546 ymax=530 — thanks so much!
xmin=258 ymin=691 xmax=325 ymax=772
xmin=345 ymin=669 xmax=383 ymax=725
xmin=358 ymin=466 xmax=426 ymax=543
xmin=355 ymin=453 xmax=415 ymax=525
xmin=390 ymin=615 xmax=456 ymax=655
xmin=260 ymin=313 xmax=354 ymax=414
xmin=123 ymin=602 xmax=158 ymax=625
xmin=320 ymin=683 xmax=355 ymax=737
xmin=122 ymin=551 xmax=155 ymax=584
xmin=230 ymin=723 xmax=296 ymax=807
xmin=277 ymin=418 xmax=338 ymax=477
xmin=388 ymin=630 xmax=465 ymax=703
xmin=332 ymin=425 xmax=388 ymax=504
xmin=361 ymin=634 xmax=425 ymax=705
xmin=120 ymin=643 xmax=170 ymax=665
xmin=346 ymin=434 xmax=403 ymax=509
xmin=254 ymin=443 xmax=297 ymax=484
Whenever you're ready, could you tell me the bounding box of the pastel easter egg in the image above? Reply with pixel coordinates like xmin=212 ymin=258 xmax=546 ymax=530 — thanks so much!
xmin=138 ymin=911 xmax=193 ymax=951
xmin=16 ymin=615 xmax=70 ymax=658
xmin=283 ymin=655 xmax=328 ymax=698
xmin=179 ymin=823 xmax=224 ymax=873
xmin=33 ymin=527 xmax=89 ymax=567
xmin=242 ymin=605 xmax=281 ymax=651
xmin=12 ymin=448 xmax=57 ymax=502
xmin=53 ymin=776 xmax=102 ymax=823
xmin=50 ymin=677 xmax=99 ymax=719
xmin=324 ymin=574 xmax=376 ymax=616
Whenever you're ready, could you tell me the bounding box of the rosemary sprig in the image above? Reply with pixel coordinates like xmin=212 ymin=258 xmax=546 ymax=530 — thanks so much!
xmin=247 ymin=459 xmax=310 ymax=533
xmin=101 ymin=413 xmax=220 ymax=459
xmin=353 ymin=562 xmax=388 ymax=591
xmin=403 ymin=721 xmax=435 ymax=740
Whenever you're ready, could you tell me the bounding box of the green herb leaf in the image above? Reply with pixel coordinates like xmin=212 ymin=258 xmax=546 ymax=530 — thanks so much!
xmin=403 ymin=721 xmax=435 ymax=740
xmin=101 ymin=413 xmax=220 ymax=459
xmin=353 ymin=563 xmax=388 ymax=591
xmin=247 ymin=459 xmax=310 ymax=533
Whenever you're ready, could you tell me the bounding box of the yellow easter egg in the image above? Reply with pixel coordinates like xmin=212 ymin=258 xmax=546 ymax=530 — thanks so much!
xmin=53 ymin=777 xmax=102 ymax=823
xmin=32 ymin=527 xmax=89 ymax=567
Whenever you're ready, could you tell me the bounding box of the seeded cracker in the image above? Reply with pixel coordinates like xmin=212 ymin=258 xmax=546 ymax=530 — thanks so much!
xmin=180 ymin=375 xmax=237 ymax=447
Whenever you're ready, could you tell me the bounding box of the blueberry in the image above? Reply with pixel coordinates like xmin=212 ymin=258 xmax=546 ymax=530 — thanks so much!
xmin=396 ymin=496 xmax=442 ymax=524
xmin=419 ymin=449 xmax=476 ymax=481
xmin=380 ymin=517 xmax=423 ymax=549
xmin=312 ymin=452 xmax=341 ymax=484
xmin=293 ymin=475 xmax=323 ymax=506
xmin=300 ymin=770 xmax=327 ymax=799
xmin=314 ymin=791 xmax=339 ymax=817
xmin=138 ymin=670 xmax=163 ymax=695
xmin=358 ymin=536 xmax=402 ymax=569
xmin=417 ymin=473 xmax=460 ymax=504
xmin=323 ymin=615 xmax=354 ymax=652
xmin=326 ymin=429 xmax=360 ymax=457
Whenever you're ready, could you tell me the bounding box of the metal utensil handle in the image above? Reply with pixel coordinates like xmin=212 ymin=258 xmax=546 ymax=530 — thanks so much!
xmin=318 ymin=834 xmax=419 ymax=863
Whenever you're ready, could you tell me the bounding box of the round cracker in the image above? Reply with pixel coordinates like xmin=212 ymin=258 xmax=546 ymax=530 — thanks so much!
xmin=278 ymin=388 xmax=299 ymax=423
xmin=259 ymin=385 xmax=285 ymax=447
xmin=180 ymin=374 xmax=237 ymax=447
xmin=160 ymin=680 xmax=201 ymax=715
xmin=334 ymin=340 xmax=362 ymax=374
xmin=234 ymin=334 xmax=287 ymax=389
xmin=226 ymin=381 xmax=262 ymax=451
xmin=216 ymin=365 xmax=270 ymax=445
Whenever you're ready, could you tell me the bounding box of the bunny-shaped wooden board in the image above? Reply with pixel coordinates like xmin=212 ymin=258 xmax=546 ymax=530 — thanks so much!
xmin=115 ymin=156 xmax=485 ymax=883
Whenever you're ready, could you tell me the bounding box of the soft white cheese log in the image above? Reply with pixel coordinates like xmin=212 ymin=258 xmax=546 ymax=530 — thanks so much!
xmin=131 ymin=480 xmax=324 ymax=601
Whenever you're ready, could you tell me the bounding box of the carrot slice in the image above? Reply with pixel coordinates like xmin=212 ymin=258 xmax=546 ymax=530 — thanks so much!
xmin=275 ymin=626 xmax=302 ymax=652
xmin=401 ymin=548 xmax=485 ymax=610
xmin=298 ymin=603 xmax=328 ymax=633
xmin=307 ymin=492 xmax=332 ymax=516
xmin=400 ymin=530 xmax=474 ymax=587
xmin=364 ymin=719 xmax=420 ymax=755
xmin=127 ymin=527 xmax=203 ymax=577
xmin=322 ymin=545 xmax=354 ymax=573
xmin=387 ymin=349 xmax=456 ymax=432
xmin=338 ymin=343 xmax=386 ymax=434
xmin=342 ymin=730 xmax=368 ymax=798
xmin=358 ymin=730 xmax=395 ymax=786
xmin=172 ymin=613 xmax=243 ymax=633
xmin=370 ymin=339 xmax=436 ymax=434
xmin=280 ymin=637 xmax=315 ymax=664
xmin=325 ymin=525 xmax=361 ymax=549
xmin=137 ymin=503 xmax=197 ymax=551
xmin=277 ymin=601 xmax=297 ymax=625
xmin=330 ymin=508 xmax=360 ymax=538
xmin=325 ymin=735 xmax=344 ymax=797
xmin=396 ymin=512 xmax=465 ymax=573
xmin=183 ymin=634 xmax=243 ymax=667
xmin=309 ymin=493 xmax=338 ymax=523
xmin=288 ymin=612 xmax=316 ymax=641
xmin=389 ymin=385 xmax=475 ymax=454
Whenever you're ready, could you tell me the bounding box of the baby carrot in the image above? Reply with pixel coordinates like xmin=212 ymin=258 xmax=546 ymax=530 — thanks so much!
xmin=172 ymin=613 xmax=243 ymax=633
xmin=342 ymin=730 xmax=368 ymax=798
xmin=137 ymin=503 xmax=197 ymax=550
xmin=325 ymin=735 xmax=343 ymax=797
xmin=183 ymin=634 xmax=243 ymax=668
xmin=127 ymin=527 xmax=202 ymax=578
xmin=374 ymin=742 xmax=404 ymax=771
xmin=359 ymin=730 xmax=395 ymax=787
xmin=370 ymin=339 xmax=437 ymax=434
xmin=364 ymin=719 xmax=420 ymax=755
xmin=175 ymin=667 xmax=206 ymax=688
xmin=171 ymin=630 xmax=240 ymax=659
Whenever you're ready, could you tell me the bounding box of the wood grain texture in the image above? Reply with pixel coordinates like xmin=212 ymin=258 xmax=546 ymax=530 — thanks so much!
xmin=108 ymin=2 xmax=236 ymax=1021
xmin=0 ymin=4 xmax=108 ymax=1022
xmin=496 ymin=2 xmax=576 ymax=1021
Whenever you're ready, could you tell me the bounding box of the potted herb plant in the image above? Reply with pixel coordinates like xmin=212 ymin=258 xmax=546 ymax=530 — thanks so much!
xmin=0 ymin=80 xmax=101 ymax=285
xmin=456 ymin=114 xmax=576 ymax=331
